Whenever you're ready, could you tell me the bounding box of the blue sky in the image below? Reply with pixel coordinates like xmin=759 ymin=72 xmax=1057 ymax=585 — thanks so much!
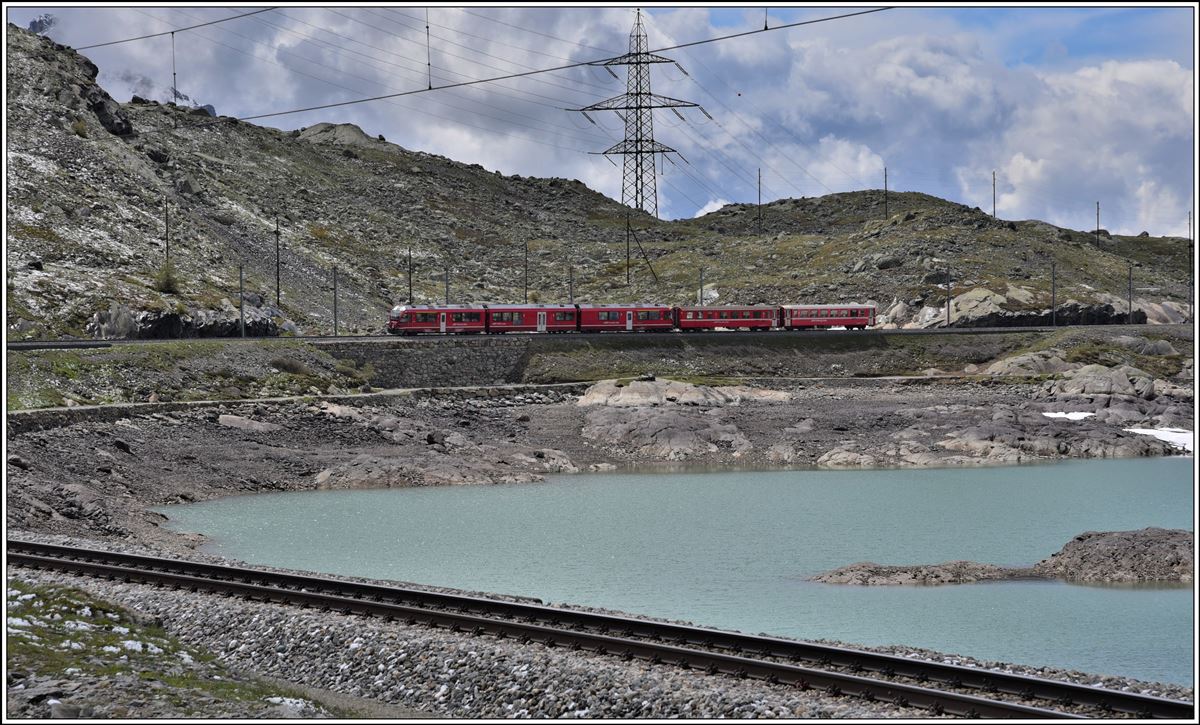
xmin=6 ymin=4 xmax=1196 ymax=235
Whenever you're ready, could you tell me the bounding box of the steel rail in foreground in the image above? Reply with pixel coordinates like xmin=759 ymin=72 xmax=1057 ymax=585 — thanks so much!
xmin=10 ymin=541 xmax=1194 ymax=719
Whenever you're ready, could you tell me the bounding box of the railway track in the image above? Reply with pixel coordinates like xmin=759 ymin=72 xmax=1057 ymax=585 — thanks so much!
xmin=2 ymin=324 xmax=1114 ymax=351
xmin=9 ymin=540 xmax=1193 ymax=719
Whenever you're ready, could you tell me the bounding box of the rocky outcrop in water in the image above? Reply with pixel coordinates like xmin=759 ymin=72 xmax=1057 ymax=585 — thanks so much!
xmin=1034 ymin=528 xmax=1193 ymax=583
xmin=811 ymin=528 xmax=1193 ymax=585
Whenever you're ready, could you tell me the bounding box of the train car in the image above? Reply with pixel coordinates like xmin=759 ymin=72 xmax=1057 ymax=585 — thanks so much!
xmin=673 ymin=305 xmax=778 ymax=331
xmin=387 ymin=304 xmax=486 ymax=335
xmin=577 ymin=304 xmax=674 ymax=333
xmin=484 ymin=304 xmax=578 ymax=333
xmin=781 ymin=304 xmax=876 ymax=330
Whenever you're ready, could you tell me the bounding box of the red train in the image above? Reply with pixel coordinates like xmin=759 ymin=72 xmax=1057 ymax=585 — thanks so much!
xmin=387 ymin=303 xmax=875 ymax=334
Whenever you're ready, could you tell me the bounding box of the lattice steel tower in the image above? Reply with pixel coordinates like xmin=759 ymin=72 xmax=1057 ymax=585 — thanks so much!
xmin=576 ymin=9 xmax=697 ymax=219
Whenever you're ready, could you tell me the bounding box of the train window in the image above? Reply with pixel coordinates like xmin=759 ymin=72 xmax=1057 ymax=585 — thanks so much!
xmin=636 ymin=310 xmax=661 ymax=321
xmin=596 ymin=311 xmax=616 ymax=321
xmin=554 ymin=311 xmax=574 ymax=321
xmin=493 ymin=312 xmax=508 ymax=322
xmin=685 ymin=312 xmax=694 ymax=320
xmin=415 ymin=312 xmax=436 ymax=323
xmin=394 ymin=313 xmax=408 ymax=322
xmin=718 ymin=311 xmax=728 ymax=319
xmin=513 ymin=313 xmax=524 ymax=324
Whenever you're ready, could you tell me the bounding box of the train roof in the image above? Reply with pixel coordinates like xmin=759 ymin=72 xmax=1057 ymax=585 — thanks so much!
xmin=675 ymin=304 xmax=772 ymax=310
xmin=484 ymin=303 xmax=577 ymax=310
xmin=780 ymin=303 xmax=876 ymax=310
xmin=575 ymin=303 xmax=671 ymax=308
xmin=390 ymin=304 xmax=486 ymax=311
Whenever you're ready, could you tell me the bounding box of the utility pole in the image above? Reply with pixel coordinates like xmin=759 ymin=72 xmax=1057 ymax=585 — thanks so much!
xmin=238 ymin=263 xmax=245 ymax=337
xmin=163 ymin=196 xmax=169 ymax=264
xmin=1096 ymin=201 xmax=1100 ymax=246
xmin=883 ymin=166 xmax=888 ymax=219
xmin=444 ymin=268 xmax=449 ymax=305
xmin=992 ymin=170 xmax=996 ymax=218
xmin=568 ymin=265 xmax=574 ymax=304
xmin=698 ymin=267 xmax=705 ymax=306
xmin=757 ymin=167 xmax=762 ymax=231
xmin=407 ymin=247 xmax=413 ymax=303
xmin=1128 ymin=263 xmax=1134 ymax=325
xmin=945 ymin=268 xmax=951 ymax=327
xmin=332 ymin=266 xmax=338 ymax=337
xmin=523 ymin=240 xmax=529 ymax=304
xmin=170 ymin=31 xmax=177 ymax=129
xmin=1051 ymin=262 xmax=1057 ymax=327
xmin=625 ymin=211 xmax=631 ymax=286
xmin=274 ymin=214 xmax=281 ymax=307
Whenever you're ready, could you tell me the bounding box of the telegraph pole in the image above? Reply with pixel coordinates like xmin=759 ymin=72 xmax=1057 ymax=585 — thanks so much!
xmin=1128 ymin=263 xmax=1134 ymax=325
xmin=1051 ymin=262 xmax=1057 ymax=327
xmin=163 ymin=196 xmax=169 ymax=264
xmin=1095 ymin=201 xmax=1100 ymax=246
xmin=523 ymin=240 xmax=529 ymax=304
xmin=992 ymin=170 xmax=996 ymax=218
xmin=757 ymin=167 xmax=762 ymax=231
xmin=407 ymin=246 xmax=413 ymax=303
xmin=274 ymin=214 xmax=280 ymax=307
xmin=170 ymin=31 xmax=177 ymax=129
xmin=444 ymin=268 xmax=450 ymax=305
xmin=883 ymin=166 xmax=888 ymax=219
xmin=625 ymin=212 xmax=631 ymax=286
xmin=945 ymin=268 xmax=951 ymax=327
xmin=332 ymin=266 xmax=339 ymax=337
xmin=698 ymin=267 xmax=705 ymax=306
xmin=238 ymin=263 xmax=245 ymax=337
xmin=568 ymin=265 xmax=574 ymax=304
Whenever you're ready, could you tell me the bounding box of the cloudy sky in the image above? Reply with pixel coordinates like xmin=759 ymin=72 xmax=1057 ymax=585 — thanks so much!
xmin=8 ymin=4 xmax=1196 ymax=235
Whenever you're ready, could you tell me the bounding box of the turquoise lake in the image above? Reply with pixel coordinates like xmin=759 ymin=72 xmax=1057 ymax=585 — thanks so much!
xmin=158 ymin=457 xmax=1195 ymax=686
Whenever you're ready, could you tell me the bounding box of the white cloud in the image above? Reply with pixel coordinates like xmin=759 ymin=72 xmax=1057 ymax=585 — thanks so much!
xmin=8 ymin=7 xmax=1193 ymax=230
xmin=694 ymin=198 xmax=731 ymax=217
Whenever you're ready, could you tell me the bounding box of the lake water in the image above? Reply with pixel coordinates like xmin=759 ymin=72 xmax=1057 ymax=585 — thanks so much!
xmin=158 ymin=457 xmax=1195 ymax=686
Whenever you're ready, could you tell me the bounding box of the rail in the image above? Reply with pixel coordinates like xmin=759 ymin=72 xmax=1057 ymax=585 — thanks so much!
xmin=9 ymin=540 xmax=1193 ymax=719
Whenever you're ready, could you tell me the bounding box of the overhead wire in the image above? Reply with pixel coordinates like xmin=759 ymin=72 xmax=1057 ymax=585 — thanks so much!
xmin=129 ymin=7 xmax=601 ymax=154
xmin=76 ymin=7 xmax=275 ymax=49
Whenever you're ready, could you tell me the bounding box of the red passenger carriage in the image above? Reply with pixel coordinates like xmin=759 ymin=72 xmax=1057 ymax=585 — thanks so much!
xmin=673 ymin=305 xmax=778 ymax=330
xmin=577 ymin=304 xmax=674 ymax=332
xmin=387 ymin=304 xmax=486 ymax=335
xmin=781 ymin=304 xmax=875 ymax=330
xmin=484 ymin=304 xmax=578 ymax=333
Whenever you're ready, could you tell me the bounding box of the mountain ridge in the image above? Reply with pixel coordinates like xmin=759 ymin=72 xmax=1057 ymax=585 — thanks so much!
xmin=5 ymin=23 xmax=1191 ymax=339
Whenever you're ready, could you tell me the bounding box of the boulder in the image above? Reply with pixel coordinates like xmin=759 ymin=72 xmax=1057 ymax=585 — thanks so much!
xmin=576 ymin=379 xmax=789 ymax=407
xmin=985 ymin=351 xmax=1078 ymax=376
xmin=217 ymin=414 xmax=281 ymax=433
xmin=581 ymin=406 xmax=751 ymax=460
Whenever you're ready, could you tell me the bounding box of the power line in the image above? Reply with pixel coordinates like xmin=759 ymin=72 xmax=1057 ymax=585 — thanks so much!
xmin=77 ymin=7 xmax=276 ymax=49
xmin=146 ymin=7 xmax=611 ymax=149
xmin=129 ymin=8 xmax=602 ymax=154
xmin=233 ymin=7 xmax=892 ymax=123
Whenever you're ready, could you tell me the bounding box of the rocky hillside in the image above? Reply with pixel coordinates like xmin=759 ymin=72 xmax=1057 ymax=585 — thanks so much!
xmin=5 ymin=23 xmax=1193 ymax=340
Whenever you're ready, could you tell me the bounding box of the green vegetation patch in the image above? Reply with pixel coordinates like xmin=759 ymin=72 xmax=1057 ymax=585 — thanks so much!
xmin=5 ymin=578 xmax=357 ymax=718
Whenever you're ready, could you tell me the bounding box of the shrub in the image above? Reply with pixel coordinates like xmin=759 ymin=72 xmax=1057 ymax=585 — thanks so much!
xmin=70 ymin=119 xmax=87 ymax=138
xmin=153 ymin=261 xmax=180 ymax=294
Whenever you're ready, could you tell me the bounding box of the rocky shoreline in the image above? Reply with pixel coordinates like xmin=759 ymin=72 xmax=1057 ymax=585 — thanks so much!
xmin=811 ymin=528 xmax=1194 ymax=585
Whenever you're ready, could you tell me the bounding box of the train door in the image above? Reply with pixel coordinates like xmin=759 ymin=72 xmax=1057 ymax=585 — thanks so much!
xmin=537 ymin=311 xmax=547 ymax=332
xmin=439 ymin=312 xmax=446 ymax=333
xmin=625 ymin=310 xmax=633 ymax=331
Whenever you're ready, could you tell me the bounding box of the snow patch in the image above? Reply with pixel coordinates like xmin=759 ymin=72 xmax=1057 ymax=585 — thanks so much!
xmin=1042 ymin=411 xmax=1095 ymax=421
xmin=1122 ymin=428 xmax=1193 ymax=453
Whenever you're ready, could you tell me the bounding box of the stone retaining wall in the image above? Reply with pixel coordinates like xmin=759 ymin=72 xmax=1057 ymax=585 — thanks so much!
xmin=315 ymin=337 xmax=531 ymax=389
